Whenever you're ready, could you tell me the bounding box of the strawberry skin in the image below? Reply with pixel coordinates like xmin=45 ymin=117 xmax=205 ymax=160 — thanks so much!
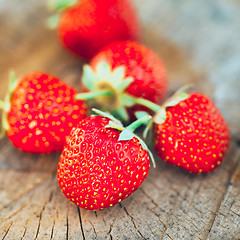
xmin=58 ymin=0 xmax=140 ymax=59
xmin=154 ymin=93 xmax=230 ymax=174
xmin=57 ymin=116 xmax=150 ymax=210
xmin=90 ymin=41 xmax=168 ymax=116
xmin=7 ymin=72 xmax=87 ymax=154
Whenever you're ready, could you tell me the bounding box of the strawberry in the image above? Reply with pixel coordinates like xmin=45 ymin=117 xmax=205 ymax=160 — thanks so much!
xmin=50 ymin=0 xmax=140 ymax=59
xmin=153 ymin=92 xmax=230 ymax=173
xmin=0 ymin=72 xmax=87 ymax=153
xmin=75 ymin=41 xmax=168 ymax=121
xmin=57 ymin=109 xmax=154 ymax=210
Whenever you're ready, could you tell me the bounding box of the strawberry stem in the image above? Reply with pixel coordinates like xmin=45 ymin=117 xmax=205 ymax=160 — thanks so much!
xmin=75 ymin=89 xmax=112 ymax=100
xmin=126 ymin=115 xmax=152 ymax=132
xmin=134 ymin=97 xmax=162 ymax=113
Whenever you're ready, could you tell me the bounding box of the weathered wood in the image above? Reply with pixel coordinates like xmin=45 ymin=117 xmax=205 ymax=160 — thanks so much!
xmin=0 ymin=0 xmax=240 ymax=239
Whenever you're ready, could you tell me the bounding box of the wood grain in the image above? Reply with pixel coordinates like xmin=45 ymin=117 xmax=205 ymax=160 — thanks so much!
xmin=0 ymin=0 xmax=240 ymax=239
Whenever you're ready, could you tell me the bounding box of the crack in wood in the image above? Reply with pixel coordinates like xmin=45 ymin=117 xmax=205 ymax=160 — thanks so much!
xmin=182 ymin=213 xmax=199 ymax=231
xmin=77 ymin=207 xmax=85 ymax=240
xmin=217 ymin=210 xmax=239 ymax=225
xmin=49 ymin=190 xmax=54 ymax=203
xmin=165 ymin=232 xmax=174 ymax=240
xmin=66 ymin=215 xmax=68 ymax=240
xmin=146 ymin=221 xmax=165 ymax=236
xmin=0 ymin=175 xmax=52 ymax=212
xmin=206 ymin=181 xmax=227 ymax=195
xmin=34 ymin=203 xmax=45 ymax=240
xmin=0 ymin=204 xmax=26 ymax=224
xmin=20 ymin=220 xmax=28 ymax=240
xmin=205 ymin=149 xmax=240 ymax=239
xmin=123 ymin=207 xmax=147 ymax=240
xmin=89 ymin=220 xmax=97 ymax=237
xmin=50 ymin=220 xmax=55 ymax=240
xmin=1 ymin=222 xmax=13 ymax=240
xmin=146 ymin=207 xmax=167 ymax=231
xmin=160 ymin=229 xmax=175 ymax=240
xmin=108 ymin=223 xmax=113 ymax=240
xmin=139 ymin=188 xmax=158 ymax=208
xmin=230 ymin=209 xmax=240 ymax=218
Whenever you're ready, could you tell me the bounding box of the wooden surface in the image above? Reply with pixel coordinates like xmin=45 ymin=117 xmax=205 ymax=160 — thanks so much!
xmin=1 ymin=0 xmax=240 ymax=239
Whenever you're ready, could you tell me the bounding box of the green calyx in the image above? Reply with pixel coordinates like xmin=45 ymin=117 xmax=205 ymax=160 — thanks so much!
xmin=92 ymin=108 xmax=156 ymax=168
xmin=48 ymin=0 xmax=77 ymax=11
xmin=75 ymin=61 xmax=136 ymax=121
xmin=0 ymin=71 xmax=18 ymax=138
xmin=47 ymin=0 xmax=77 ymax=29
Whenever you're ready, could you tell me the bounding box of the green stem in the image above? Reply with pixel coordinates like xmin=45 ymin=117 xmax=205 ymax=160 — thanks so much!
xmin=135 ymin=97 xmax=162 ymax=113
xmin=75 ymin=89 xmax=113 ymax=101
xmin=126 ymin=115 xmax=151 ymax=132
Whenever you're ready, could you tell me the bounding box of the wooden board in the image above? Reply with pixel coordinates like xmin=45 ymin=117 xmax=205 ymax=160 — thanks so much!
xmin=0 ymin=0 xmax=240 ymax=239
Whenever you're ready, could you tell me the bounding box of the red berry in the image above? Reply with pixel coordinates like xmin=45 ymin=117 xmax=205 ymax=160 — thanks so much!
xmin=91 ymin=41 xmax=167 ymax=105
xmin=58 ymin=0 xmax=140 ymax=59
xmin=154 ymin=93 xmax=230 ymax=174
xmin=76 ymin=41 xmax=168 ymax=120
xmin=5 ymin=72 xmax=87 ymax=153
xmin=57 ymin=115 xmax=150 ymax=210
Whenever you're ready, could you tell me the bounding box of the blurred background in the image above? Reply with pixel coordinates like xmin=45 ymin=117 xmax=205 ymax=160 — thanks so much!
xmin=0 ymin=0 xmax=240 ymax=142
xmin=0 ymin=0 xmax=239 ymax=140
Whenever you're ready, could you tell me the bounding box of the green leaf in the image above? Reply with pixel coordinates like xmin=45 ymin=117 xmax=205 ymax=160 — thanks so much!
xmin=118 ymin=77 xmax=134 ymax=92
xmin=118 ymin=129 xmax=135 ymax=141
xmin=48 ymin=0 xmax=77 ymax=10
xmin=113 ymin=106 xmax=129 ymax=122
xmin=174 ymin=84 xmax=192 ymax=95
xmin=75 ymin=89 xmax=112 ymax=100
xmin=0 ymin=102 xmax=10 ymax=139
xmin=138 ymin=137 xmax=156 ymax=167
xmin=96 ymin=61 xmax=111 ymax=80
xmin=9 ymin=71 xmax=18 ymax=97
xmin=82 ymin=65 xmax=97 ymax=91
xmin=154 ymin=108 xmax=167 ymax=124
xmin=105 ymin=120 xmax=123 ymax=131
xmin=92 ymin=108 xmax=122 ymax=126
xmin=111 ymin=66 xmax=126 ymax=84
xmin=46 ymin=14 xmax=60 ymax=29
xmin=165 ymin=93 xmax=189 ymax=108
xmin=143 ymin=120 xmax=153 ymax=139
xmin=135 ymin=111 xmax=149 ymax=121
xmin=121 ymin=94 xmax=136 ymax=107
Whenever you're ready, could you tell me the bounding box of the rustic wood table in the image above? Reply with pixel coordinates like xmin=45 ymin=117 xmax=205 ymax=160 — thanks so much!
xmin=0 ymin=0 xmax=240 ymax=239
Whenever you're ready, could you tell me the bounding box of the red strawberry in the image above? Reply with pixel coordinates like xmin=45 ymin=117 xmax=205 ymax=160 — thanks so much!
xmin=76 ymin=41 xmax=168 ymax=121
xmin=55 ymin=0 xmax=140 ymax=59
xmin=57 ymin=109 xmax=153 ymax=210
xmin=153 ymin=92 xmax=230 ymax=173
xmin=0 ymin=72 xmax=87 ymax=153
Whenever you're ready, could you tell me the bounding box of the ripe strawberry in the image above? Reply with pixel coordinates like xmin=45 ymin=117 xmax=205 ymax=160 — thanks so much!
xmin=54 ymin=0 xmax=140 ymax=59
xmin=76 ymin=41 xmax=168 ymax=121
xmin=0 ymin=72 xmax=87 ymax=153
xmin=153 ymin=92 xmax=230 ymax=173
xmin=57 ymin=109 xmax=153 ymax=210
